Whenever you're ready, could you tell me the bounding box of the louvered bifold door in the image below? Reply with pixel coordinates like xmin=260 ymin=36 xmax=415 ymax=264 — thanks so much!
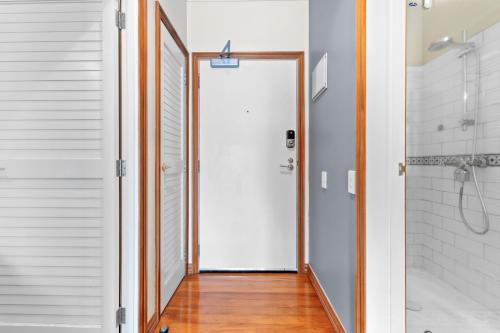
xmin=0 ymin=1 xmax=118 ymax=332
xmin=159 ymin=23 xmax=186 ymax=310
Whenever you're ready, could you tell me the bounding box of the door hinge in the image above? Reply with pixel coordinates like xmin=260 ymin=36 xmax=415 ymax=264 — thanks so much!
xmin=399 ymin=162 xmax=406 ymax=176
xmin=115 ymin=10 xmax=126 ymax=30
xmin=198 ymin=160 xmax=200 ymax=173
xmin=183 ymin=72 xmax=187 ymax=87
xmin=116 ymin=160 xmax=127 ymax=177
xmin=116 ymin=307 xmax=126 ymax=327
xmin=198 ymin=74 xmax=200 ymax=88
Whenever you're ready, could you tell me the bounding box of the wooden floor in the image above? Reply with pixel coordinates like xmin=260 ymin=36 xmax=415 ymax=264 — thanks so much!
xmin=154 ymin=273 xmax=335 ymax=333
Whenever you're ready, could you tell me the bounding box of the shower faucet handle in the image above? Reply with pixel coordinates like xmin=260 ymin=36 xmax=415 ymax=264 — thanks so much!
xmin=460 ymin=118 xmax=475 ymax=131
xmin=444 ymin=156 xmax=489 ymax=168
xmin=444 ymin=157 xmax=467 ymax=168
xmin=467 ymin=156 xmax=489 ymax=168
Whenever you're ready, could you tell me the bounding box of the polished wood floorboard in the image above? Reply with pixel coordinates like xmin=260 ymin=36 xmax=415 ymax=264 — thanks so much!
xmin=154 ymin=273 xmax=335 ymax=333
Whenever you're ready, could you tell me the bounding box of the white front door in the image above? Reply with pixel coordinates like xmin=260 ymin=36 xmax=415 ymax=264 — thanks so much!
xmin=0 ymin=1 xmax=118 ymax=332
xmin=199 ymin=59 xmax=298 ymax=271
xmin=159 ymin=21 xmax=187 ymax=308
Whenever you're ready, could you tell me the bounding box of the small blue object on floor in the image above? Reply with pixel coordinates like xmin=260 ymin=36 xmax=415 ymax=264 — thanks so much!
xmin=160 ymin=327 xmax=169 ymax=333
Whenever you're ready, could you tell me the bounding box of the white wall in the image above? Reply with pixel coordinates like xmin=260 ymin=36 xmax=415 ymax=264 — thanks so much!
xmin=366 ymin=0 xmax=406 ymax=332
xmin=159 ymin=0 xmax=188 ymax=45
xmin=186 ymin=0 xmax=310 ymax=262
xmin=187 ymin=0 xmax=308 ymax=52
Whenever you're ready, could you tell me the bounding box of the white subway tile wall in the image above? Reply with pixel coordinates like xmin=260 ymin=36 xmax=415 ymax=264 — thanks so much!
xmin=407 ymin=21 xmax=500 ymax=311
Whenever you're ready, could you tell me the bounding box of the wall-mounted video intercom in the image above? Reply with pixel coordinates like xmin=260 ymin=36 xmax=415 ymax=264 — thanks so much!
xmin=286 ymin=130 xmax=295 ymax=149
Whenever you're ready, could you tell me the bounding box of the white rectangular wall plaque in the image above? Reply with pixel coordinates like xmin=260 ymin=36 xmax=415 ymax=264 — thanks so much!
xmin=312 ymin=53 xmax=328 ymax=101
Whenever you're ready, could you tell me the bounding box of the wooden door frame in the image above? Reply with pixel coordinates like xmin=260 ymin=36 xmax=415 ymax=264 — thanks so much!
xmin=138 ymin=2 xmax=189 ymax=332
xmin=191 ymin=52 xmax=305 ymax=274
xmin=138 ymin=0 xmax=147 ymax=331
xmin=355 ymin=0 xmax=366 ymax=333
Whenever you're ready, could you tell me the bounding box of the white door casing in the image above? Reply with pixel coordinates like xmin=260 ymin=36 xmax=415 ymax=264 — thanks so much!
xmin=159 ymin=21 xmax=187 ymax=309
xmin=0 ymin=1 xmax=118 ymax=332
xmin=199 ymin=59 xmax=298 ymax=271
xmin=366 ymin=1 xmax=406 ymax=332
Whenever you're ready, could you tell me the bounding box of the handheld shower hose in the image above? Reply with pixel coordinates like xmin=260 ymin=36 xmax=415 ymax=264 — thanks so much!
xmin=457 ymin=47 xmax=490 ymax=235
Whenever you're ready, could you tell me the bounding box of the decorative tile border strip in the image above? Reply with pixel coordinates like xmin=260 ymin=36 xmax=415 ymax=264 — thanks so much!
xmin=407 ymin=154 xmax=500 ymax=166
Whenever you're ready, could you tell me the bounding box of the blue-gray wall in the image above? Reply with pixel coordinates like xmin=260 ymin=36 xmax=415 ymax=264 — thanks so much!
xmin=309 ymin=1 xmax=356 ymax=332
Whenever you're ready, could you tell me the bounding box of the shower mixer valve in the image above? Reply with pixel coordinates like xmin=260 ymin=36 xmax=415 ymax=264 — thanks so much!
xmin=444 ymin=155 xmax=489 ymax=169
xmin=444 ymin=157 xmax=467 ymax=168
xmin=444 ymin=155 xmax=489 ymax=182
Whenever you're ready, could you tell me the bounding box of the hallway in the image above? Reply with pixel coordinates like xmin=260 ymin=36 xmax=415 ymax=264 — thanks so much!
xmin=154 ymin=273 xmax=335 ymax=332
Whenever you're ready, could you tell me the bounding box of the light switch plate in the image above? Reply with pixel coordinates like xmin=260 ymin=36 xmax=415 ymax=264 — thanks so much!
xmin=348 ymin=170 xmax=356 ymax=195
xmin=321 ymin=171 xmax=327 ymax=190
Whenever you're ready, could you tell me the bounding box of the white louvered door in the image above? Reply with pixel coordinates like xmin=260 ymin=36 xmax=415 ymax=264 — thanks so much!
xmin=0 ymin=1 xmax=118 ymax=332
xmin=159 ymin=22 xmax=186 ymax=309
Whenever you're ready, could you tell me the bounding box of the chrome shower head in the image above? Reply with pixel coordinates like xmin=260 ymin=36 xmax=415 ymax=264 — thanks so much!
xmin=428 ymin=36 xmax=454 ymax=52
xmin=428 ymin=36 xmax=475 ymax=53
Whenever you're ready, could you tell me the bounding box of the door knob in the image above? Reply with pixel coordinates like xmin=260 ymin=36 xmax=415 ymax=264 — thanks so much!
xmin=280 ymin=164 xmax=294 ymax=171
xmin=161 ymin=163 xmax=169 ymax=173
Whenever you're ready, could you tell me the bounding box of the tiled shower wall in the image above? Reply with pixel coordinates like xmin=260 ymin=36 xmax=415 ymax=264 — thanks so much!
xmin=406 ymin=22 xmax=500 ymax=310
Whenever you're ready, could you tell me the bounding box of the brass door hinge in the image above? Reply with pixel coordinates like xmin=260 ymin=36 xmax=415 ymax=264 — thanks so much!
xmin=399 ymin=162 xmax=406 ymax=176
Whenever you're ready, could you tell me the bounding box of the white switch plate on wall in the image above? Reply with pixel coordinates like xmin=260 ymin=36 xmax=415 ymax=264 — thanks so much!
xmin=321 ymin=171 xmax=327 ymax=189
xmin=348 ymin=170 xmax=356 ymax=194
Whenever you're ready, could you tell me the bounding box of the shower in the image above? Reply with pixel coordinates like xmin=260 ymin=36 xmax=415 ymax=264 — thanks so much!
xmin=428 ymin=31 xmax=490 ymax=235
xmin=428 ymin=32 xmax=476 ymax=130
xmin=406 ymin=5 xmax=500 ymax=332
xmin=428 ymin=36 xmax=475 ymax=54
